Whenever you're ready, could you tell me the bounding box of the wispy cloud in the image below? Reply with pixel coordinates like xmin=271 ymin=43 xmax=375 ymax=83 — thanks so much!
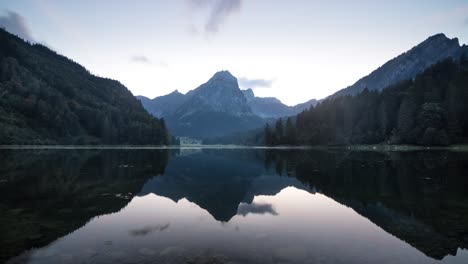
xmin=0 ymin=10 xmax=34 ymax=42
xmin=158 ymin=61 xmax=169 ymax=68
xmin=130 ymin=55 xmax=151 ymax=64
xmin=130 ymin=55 xmax=169 ymax=68
xmin=238 ymin=77 xmax=275 ymax=89
xmin=187 ymin=0 xmax=242 ymax=34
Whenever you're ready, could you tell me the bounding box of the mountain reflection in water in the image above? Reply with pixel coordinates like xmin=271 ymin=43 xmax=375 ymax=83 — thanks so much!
xmin=2 ymin=148 xmax=468 ymax=264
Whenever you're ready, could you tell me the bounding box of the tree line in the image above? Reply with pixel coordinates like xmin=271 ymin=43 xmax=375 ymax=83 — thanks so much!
xmin=265 ymin=57 xmax=468 ymax=146
xmin=0 ymin=28 xmax=169 ymax=145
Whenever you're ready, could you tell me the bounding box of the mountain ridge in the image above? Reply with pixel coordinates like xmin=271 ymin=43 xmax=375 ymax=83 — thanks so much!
xmin=137 ymin=90 xmax=186 ymax=118
xmin=329 ymin=33 xmax=464 ymax=98
xmin=138 ymin=86 xmax=318 ymax=121
xmin=242 ymin=88 xmax=318 ymax=118
xmin=174 ymin=70 xmax=253 ymax=118
xmin=0 ymin=28 xmax=168 ymax=145
xmin=143 ymin=71 xmax=265 ymax=139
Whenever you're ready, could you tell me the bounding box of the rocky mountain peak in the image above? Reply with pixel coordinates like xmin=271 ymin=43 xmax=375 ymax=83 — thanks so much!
xmin=173 ymin=70 xmax=253 ymax=119
xmin=242 ymin=88 xmax=255 ymax=101
xmin=329 ymin=33 xmax=463 ymax=98
xmin=166 ymin=89 xmax=185 ymax=99
xmin=424 ymin=33 xmax=457 ymax=44
xmin=414 ymin=33 xmax=460 ymax=55
xmin=210 ymin=70 xmax=237 ymax=83
xmin=197 ymin=70 xmax=240 ymax=95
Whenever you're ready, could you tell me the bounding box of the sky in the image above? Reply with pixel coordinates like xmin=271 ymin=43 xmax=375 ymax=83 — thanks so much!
xmin=1 ymin=0 xmax=467 ymax=105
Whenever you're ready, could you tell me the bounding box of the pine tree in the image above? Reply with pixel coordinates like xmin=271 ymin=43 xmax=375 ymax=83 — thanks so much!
xmin=275 ymin=118 xmax=284 ymax=144
xmin=285 ymin=117 xmax=296 ymax=145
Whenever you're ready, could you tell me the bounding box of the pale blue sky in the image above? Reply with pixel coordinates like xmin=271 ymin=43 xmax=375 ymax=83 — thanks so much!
xmin=1 ymin=0 xmax=467 ymax=105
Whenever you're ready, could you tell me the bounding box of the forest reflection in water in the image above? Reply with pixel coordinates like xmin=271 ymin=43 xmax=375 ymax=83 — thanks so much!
xmin=1 ymin=148 xmax=468 ymax=264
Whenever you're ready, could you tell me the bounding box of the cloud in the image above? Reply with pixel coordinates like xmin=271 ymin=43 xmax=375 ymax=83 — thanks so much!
xmin=130 ymin=55 xmax=151 ymax=64
xmin=238 ymin=77 xmax=275 ymax=89
xmin=237 ymin=202 xmax=278 ymax=216
xmin=0 ymin=11 xmax=34 ymax=42
xmin=130 ymin=55 xmax=168 ymax=68
xmin=187 ymin=0 xmax=242 ymax=34
xmin=464 ymin=17 xmax=468 ymax=25
xmin=158 ymin=61 xmax=169 ymax=68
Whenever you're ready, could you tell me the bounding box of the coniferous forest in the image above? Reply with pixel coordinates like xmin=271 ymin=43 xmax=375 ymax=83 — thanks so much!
xmin=0 ymin=29 xmax=168 ymax=145
xmin=265 ymin=58 xmax=468 ymax=146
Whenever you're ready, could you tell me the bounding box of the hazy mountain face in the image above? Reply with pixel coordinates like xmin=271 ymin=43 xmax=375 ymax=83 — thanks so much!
xmin=175 ymin=71 xmax=253 ymax=117
xmin=330 ymin=33 xmax=466 ymax=98
xmin=150 ymin=71 xmax=265 ymax=138
xmin=290 ymin=98 xmax=318 ymax=113
xmin=243 ymin=89 xmax=289 ymax=118
xmin=137 ymin=83 xmax=318 ymax=131
xmin=137 ymin=71 xmax=320 ymax=138
xmin=137 ymin=90 xmax=186 ymax=118
xmin=242 ymin=89 xmax=318 ymax=118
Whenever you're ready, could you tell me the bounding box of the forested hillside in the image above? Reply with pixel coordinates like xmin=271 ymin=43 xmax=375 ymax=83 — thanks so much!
xmin=0 ymin=29 xmax=168 ymax=145
xmin=266 ymin=58 xmax=468 ymax=146
xmin=330 ymin=33 xmax=465 ymax=98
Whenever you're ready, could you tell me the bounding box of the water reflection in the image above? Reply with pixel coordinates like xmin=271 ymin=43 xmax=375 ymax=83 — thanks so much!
xmin=1 ymin=148 xmax=468 ymax=264
xmin=0 ymin=149 xmax=169 ymax=262
xmin=266 ymin=150 xmax=468 ymax=260
xmin=140 ymin=149 xmax=306 ymax=222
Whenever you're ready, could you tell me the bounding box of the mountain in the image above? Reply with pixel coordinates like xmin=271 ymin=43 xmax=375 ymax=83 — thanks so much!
xmin=153 ymin=71 xmax=266 ymax=139
xmin=178 ymin=71 xmax=252 ymax=115
xmin=267 ymin=58 xmax=468 ymax=146
xmin=290 ymin=98 xmax=318 ymax=113
xmin=0 ymin=28 xmax=168 ymax=145
xmin=137 ymin=90 xmax=186 ymax=117
xmin=330 ymin=33 xmax=466 ymax=98
xmin=243 ymin=89 xmax=290 ymax=118
xmin=137 ymin=75 xmax=319 ymax=139
xmin=242 ymin=88 xmax=317 ymax=118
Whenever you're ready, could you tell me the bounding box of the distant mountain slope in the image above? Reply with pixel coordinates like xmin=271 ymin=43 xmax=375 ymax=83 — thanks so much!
xmin=175 ymin=71 xmax=252 ymax=117
xmin=242 ymin=88 xmax=290 ymax=118
xmin=166 ymin=71 xmax=264 ymax=138
xmin=242 ymin=88 xmax=317 ymax=118
xmin=139 ymin=85 xmax=318 ymax=132
xmin=330 ymin=33 xmax=466 ymax=98
xmin=267 ymin=58 xmax=468 ymax=146
xmin=290 ymin=98 xmax=318 ymax=113
xmin=0 ymin=28 xmax=168 ymax=145
xmin=137 ymin=90 xmax=186 ymax=117
xmin=138 ymin=81 xmax=318 ymax=134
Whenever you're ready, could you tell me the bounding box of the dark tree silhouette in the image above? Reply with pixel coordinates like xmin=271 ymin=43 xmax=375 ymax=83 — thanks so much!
xmin=266 ymin=59 xmax=468 ymax=146
xmin=0 ymin=28 xmax=169 ymax=145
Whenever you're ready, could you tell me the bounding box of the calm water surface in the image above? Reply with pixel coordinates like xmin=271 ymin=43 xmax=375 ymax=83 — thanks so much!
xmin=1 ymin=148 xmax=468 ymax=264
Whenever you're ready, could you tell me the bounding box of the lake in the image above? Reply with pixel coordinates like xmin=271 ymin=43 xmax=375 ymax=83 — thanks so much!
xmin=1 ymin=147 xmax=468 ymax=264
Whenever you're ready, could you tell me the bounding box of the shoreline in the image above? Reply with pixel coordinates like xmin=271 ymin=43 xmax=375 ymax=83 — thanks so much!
xmin=0 ymin=144 xmax=467 ymax=151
